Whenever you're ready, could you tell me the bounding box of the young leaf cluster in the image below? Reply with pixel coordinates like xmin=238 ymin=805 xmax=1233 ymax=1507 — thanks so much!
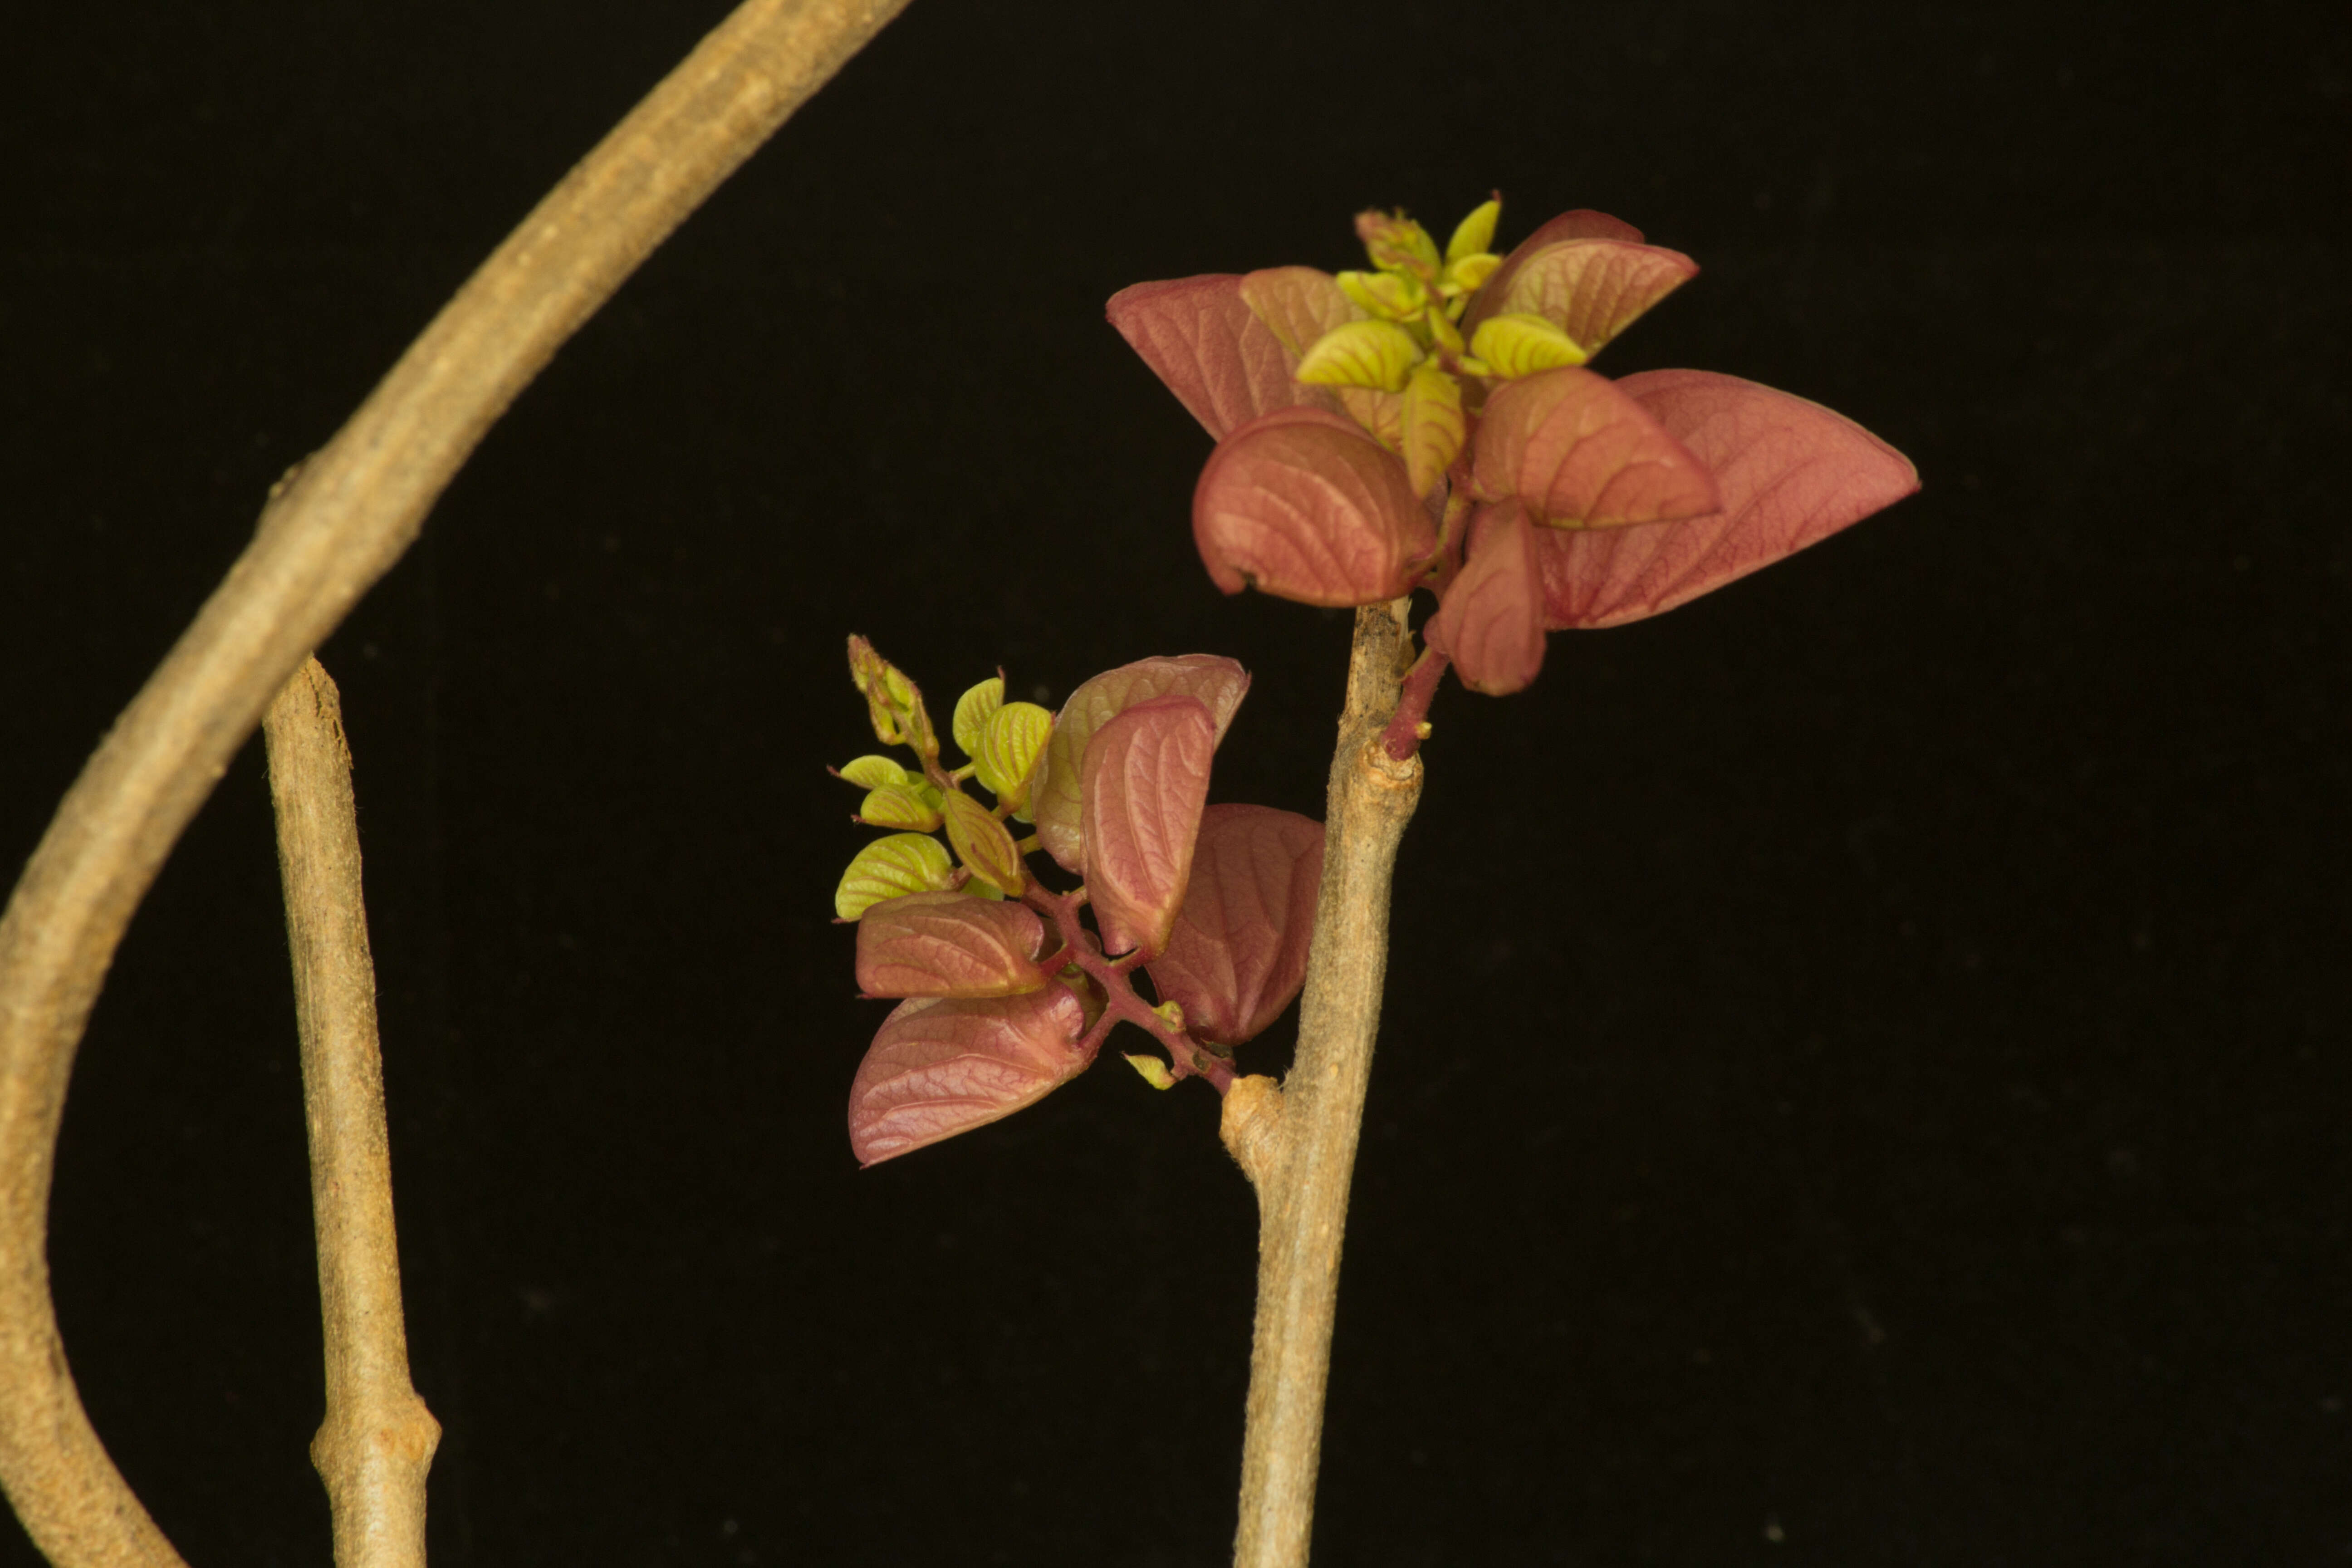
xmin=1107 ymin=196 xmax=1922 ymax=726
xmin=833 ymin=643 xmax=1324 ymax=1166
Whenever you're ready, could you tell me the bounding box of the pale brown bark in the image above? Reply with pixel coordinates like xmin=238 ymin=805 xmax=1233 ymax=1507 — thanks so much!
xmin=1225 ymin=598 xmax=1425 ymax=1568
xmin=0 ymin=3 xmax=909 ymax=1561
xmin=264 ymin=660 xmax=438 ymax=1568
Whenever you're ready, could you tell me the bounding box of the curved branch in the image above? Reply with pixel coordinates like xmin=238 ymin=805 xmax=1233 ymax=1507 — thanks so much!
xmin=1225 ymin=598 xmax=1424 ymax=1568
xmin=264 ymin=660 xmax=438 ymax=1568
xmin=0 ymin=2 xmax=910 ymax=1561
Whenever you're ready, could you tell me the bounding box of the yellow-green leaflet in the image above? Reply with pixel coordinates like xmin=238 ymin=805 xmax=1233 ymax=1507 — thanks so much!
xmin=859 ymin=784 xmax=942 ymax=832
xmin=975 ymin=701 xmax=1053 ymax=811
xmin=1400 ymin=363 xmax=1466 ymax=496
xmin=835 ymin=833 xmax=955 ymax=921
xmin=1445 ymin=198 xmax=1501 ymax=265
xmin=1469 ymin=313 xmax=1589 ymax=378
xmin=1295 ymin=320 xmax=1425 ymax=393
xmin=839 ymin=754 xmax=911 ymax=789
xmin=941 ymin=790 xmax=1026 ymax=896
xmin=952 ymin=677 xmax=1004 ymax=758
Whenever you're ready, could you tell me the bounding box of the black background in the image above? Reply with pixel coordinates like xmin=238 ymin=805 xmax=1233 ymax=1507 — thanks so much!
xmin=4 ymin=0 xmax=2347 ymax=1562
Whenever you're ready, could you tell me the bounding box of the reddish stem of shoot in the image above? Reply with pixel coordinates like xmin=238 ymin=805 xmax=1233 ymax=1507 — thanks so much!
xmin=1019 ymin=879 xmax=1233 ymax=1091
xmin=1381 ymin=646 xmax=1450 ymax=761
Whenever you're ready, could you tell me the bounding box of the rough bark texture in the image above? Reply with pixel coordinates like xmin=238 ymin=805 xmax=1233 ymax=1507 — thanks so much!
xmin=1225 ymin=598 xmax=1425 ymax=1568
xmin=264 ymin=661 xmax=439 ymax=1568
xmin=0 ymin=2 xmax=909 ymax=1561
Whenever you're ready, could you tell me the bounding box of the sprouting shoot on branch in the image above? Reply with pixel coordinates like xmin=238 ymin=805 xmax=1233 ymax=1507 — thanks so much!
xmin=831 ymin=194 xmax=1917 ymax=1166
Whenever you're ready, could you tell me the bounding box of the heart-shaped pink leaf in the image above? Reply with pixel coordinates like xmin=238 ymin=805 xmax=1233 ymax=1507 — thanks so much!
xmin=1534 ymin=369 xmax=1922 ymax=628
xmin=1144 ymin=804 xmax=1324 ymax=1047
xmin=1472 ymin=367 xmax=1720 ymax=529
xmin=1426 ymin=500 xmax=1547 ymax=696
xmin=1465 ymin=209 xmax=1647 ymax=326
xmin=1080 ymin=695 xmax=1217 ymax=960
xmin=1033 ymin=655 xmax=1250 ymax=874
xmin=848 ymin=985 xmax=1092 ymax=1167
xmin=854 ymin=892 xmax=1048 ymax=1000
xmin=1463 ymin=239 xmax=1698 ymax=355
xmin=1193 ymin=407 xmax=1437 ymax=607
xmin=1106 ymin=274 xmax=1341 ymax=441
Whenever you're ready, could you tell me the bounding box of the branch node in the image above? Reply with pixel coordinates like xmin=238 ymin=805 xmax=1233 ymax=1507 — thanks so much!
xmin=1220 ymin=1073 xmax=1287 ymax=1192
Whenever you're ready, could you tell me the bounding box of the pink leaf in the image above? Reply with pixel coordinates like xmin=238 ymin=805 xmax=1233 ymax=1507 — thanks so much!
xmin=1464 ymin=238 xmax=1699 ymax=357
xmin=1033 ymin=655 xmax=1250 ymax=874
xmin=1535 ymin=369 xmax=1922 ymax=628
xmin=1465 ymin=208 xmax=1648 ymax=327
xmin=1080 ymin=695 xmax=1217 ymax=960
xmin=1193 ymin=407 xmax=1437 ymax=607
xmin=848 ymin=985 xmax=1092 ymax=1167
xmin=1144 ymin=805 xmax=1324 ymax=1047
xmin=1427 ymin=501 xmax=1547 ymax=696
xmin=1519 ymin=209 xmax=1649 ymax=247
xmin=854 ymin=892 xmax=1048 ymax=1000
xmin=1471 ymin=367 xmax=1720 ymax=529
xmin=1236 ymin=266 xmax=1360 ymax=358
xmin=1106 ymin=274 xmax=1340 ymax=441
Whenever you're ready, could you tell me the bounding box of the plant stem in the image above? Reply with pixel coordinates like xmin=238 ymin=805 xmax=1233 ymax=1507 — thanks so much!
xmin=1381 ymin=645 xmax=1449 ymax=762
xmin=1022 ymin=882 xmax=1232 ymax=1088
xmin=264 ymin=660 xmax=439 ymax=1568
xmin=1224 ymin=598 xmax=1425 ymax=1568
xmin=0 ymin=3 xmax=907 ymax=1561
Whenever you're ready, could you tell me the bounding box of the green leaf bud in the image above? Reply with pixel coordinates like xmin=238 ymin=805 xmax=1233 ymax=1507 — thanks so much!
xmin=1355 ymin=208 xmax=1442 ymax=278
xmin=858 ymin=784 xmax=943 ymax=832
xmin=952 ymin=676 xmax=1004 ymax=758
xmin=846 ymin=635 xmax=940 ymax=760
xmin=1468 ymin=312 xmax=1591 ymax=377
xmin=941 ymin=790 xmax=1027 ymax=897
xmin=835 ymin=833 xmax=956 ymax=921
xmin=975 ymin=701 xmax=1053 ymax=812
xmin=1295 ymin=319 xmax=1425 ymax=393
xmin=847 ymin=636 xmax=903 ymax=744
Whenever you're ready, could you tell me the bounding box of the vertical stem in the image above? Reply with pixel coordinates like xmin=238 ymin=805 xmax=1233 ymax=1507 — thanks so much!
xmin=1225 ymin=598 xmax=1424 ymax=1568
xmin=0 ymin=4 xmax=906 ymax=1561
xmin=264 ymin=660 xmax=438 ymax=1568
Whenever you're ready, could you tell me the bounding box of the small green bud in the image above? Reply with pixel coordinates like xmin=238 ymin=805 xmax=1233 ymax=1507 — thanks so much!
xmin=847 ymin=636 xmax=902 ymax=745
xmin=835 ymin=832 xmax=955 ymax=920
xmin=975 ymin=701 xmax=1053 ymax=813
xmin=838 ymin=755 xmax=911 ymax=790
xmin=1296 ymin=319 xmax=1425 ymax=393
xmin=846 ymin=635 xmax=938 ymax=758
xmin=1152 ymin=998 xmax=1186 ymax=1031
xmin=941 ymin=790 xmax=1026 ymax=896
xmin=1445 ymin=197 xmax=1502 ymax=265
xmin=951 ymin=676 xmax=1004 ymax=758
xmin=858 ymin=784 xmax=943 ymax=832
xmin=1468 ymin=313 xmax=1591 ymax=377
xmin=1123 ymin=1052 xmax=1177 ymax=1090
xmin=1355 ymin=208 xmax=1442 ymax=278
